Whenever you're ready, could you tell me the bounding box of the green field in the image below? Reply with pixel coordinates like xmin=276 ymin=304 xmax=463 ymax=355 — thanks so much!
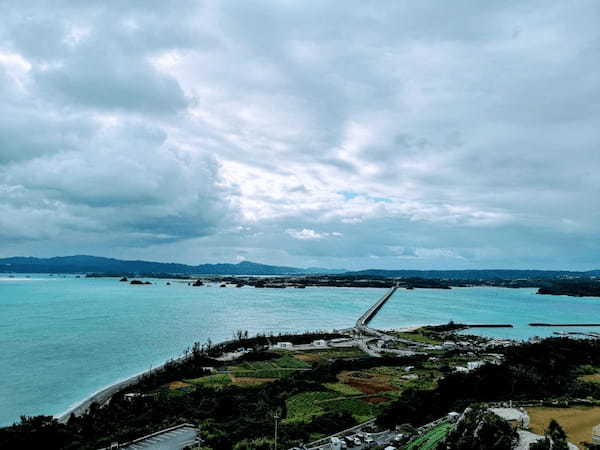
xmin=235 ymin=355 xmax=311 ymax=371
xmin=405 ymin=423 xmax=452 ymax=450
xmin=323 ymin=382 xmax=362 ymax=395
xmin=393 ymin=331 xmax=441 ymax=345
xmin=185 ymin=374 xmax=231 ymax=388
xmin=284 ymin=390 xmax=381 ymax=424
xmin=293 ymin=347 xmax=368 ymax=360
xmin=284 ymin=391 xmax=340 ymax=424
xmin=232 ymin=368 xmax=297 ymax=378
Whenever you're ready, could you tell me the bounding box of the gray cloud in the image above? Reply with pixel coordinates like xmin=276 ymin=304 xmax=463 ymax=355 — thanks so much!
xmin=0 ymin=1 xmax=599 ymax=269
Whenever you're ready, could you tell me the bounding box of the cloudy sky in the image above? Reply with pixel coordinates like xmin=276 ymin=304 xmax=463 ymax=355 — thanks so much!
xmin=0 ymin=1 xmax=599 ymax=270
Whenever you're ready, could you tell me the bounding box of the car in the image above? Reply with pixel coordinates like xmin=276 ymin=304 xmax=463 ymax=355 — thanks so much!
xmin=343 ymin=437 xmax=355 ymax=447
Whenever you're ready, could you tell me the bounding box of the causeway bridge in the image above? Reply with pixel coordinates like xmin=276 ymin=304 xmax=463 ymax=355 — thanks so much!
xmin=355 ymin=284 xmax=398 ymax=335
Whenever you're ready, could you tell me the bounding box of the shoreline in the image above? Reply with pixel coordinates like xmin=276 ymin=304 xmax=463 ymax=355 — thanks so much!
xmin=55 ymin=354 xmax=189 ymax=423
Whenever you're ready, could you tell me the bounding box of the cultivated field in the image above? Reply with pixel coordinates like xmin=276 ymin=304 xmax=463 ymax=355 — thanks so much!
xmin=405 ymin=423 xmax=452 ymax=450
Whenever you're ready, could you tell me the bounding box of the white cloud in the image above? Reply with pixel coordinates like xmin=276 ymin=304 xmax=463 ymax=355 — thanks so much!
xmin=286 ymin=229 xmax=342 ymax=240
xmin=0 ymin=0 xmax=599 ymax=269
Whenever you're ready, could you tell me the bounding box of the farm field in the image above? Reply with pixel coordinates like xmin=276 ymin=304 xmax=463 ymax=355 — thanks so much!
xmin=526 ymin=406 xmax=600 ymax=449
xmin=284 ymin=390 xmax=381 ymax=424
xmin=580 ymin=374 xmax=600 ymax=384
xmin=390 ymin=330 xmax=442 ymax=345
xmin=405 ymin=423 xmax=452 ymax=450
xmin=290 ymin=347 xmax=368 ymax=362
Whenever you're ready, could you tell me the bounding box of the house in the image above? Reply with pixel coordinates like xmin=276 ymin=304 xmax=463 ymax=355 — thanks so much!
xmin=467 ymin=361 xmax=485 ymax=370
xmin=442 ymin=341 xmax=457 ymax=349
xmin=447 ymin=412 xmax=461 ymax=422
xmin=276 ymin=341 xmax=293 ymax=349
xmin=123 ymin=393 xmax=141 ymax=402
xmin=593 ymin=424 xmax=600 ymax=444
xmin=330 ymin=436 xmax=343 ymax=450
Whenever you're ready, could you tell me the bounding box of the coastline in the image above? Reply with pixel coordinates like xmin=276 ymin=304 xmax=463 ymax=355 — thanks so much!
xmin=55 ymin=354 xmax=188 ymax=423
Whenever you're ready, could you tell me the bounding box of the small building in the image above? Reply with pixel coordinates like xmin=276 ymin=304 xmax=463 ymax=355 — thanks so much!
xmin=312 ymin=339 xmax=327 ymax=347
xmin=330 ymin=436 xmax=342 ymax=450
xmin=120 ymin=423 xmax=200 ymax=449
xmin=276 ymin=341 xmax=293 ymax=349
xmin=593 ymin=424 xmax=600 ymax=444
xmin=123 ymin=392 xmax=141 ymax=402
xmin=467 ymin=361 xmax=485 ymax=371
xmin=447 ymin=412 xmax=461 ymax=422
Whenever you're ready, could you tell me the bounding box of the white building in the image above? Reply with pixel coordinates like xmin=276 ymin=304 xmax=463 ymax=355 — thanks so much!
xmin=330 ymin=436 xmax=342 ymax=450
xmin=276 ymin=341 xmax=293 ymax=349
xmin=467 ymin=361 xmax=485 ymax=370
xmin=447 ymin=412 xmax=461 ymax=422
xmin=593 ymin=424 xmax=600 ymax=444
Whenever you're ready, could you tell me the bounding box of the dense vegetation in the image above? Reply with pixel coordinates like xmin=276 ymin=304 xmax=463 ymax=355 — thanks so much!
xmin=439 ymin=406 xmax=518 ymax=450
xmin=537 ymin=279 xmax=600 ymax=297
xmin=377 ymin=338 xmax=600 ymax=429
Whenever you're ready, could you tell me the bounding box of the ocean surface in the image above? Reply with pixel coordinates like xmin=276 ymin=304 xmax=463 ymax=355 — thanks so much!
xmin=2 ymin=275 xmax=600 ymax=426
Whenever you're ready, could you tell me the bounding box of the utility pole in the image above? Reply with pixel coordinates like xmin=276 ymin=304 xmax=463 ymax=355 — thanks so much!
xmin=273 ymin=410 xmax=281 ymax=450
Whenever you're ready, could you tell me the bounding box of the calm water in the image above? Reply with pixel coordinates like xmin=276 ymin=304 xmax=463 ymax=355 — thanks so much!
xmin=370 ymin=286 xmax=600 ymax=340
xmin=2 ymin=276 xmax=600 ymax=426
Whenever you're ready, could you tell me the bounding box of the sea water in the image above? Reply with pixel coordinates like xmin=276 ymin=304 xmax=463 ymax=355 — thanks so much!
xmin=2 ymin=276 xmax=600 ymax=426
xmin=0 ymin=275 xmax=379 ymax=425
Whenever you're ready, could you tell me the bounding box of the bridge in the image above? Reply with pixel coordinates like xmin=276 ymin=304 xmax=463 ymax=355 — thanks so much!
xmin=355 ymin=284 xmax=398 ymax=336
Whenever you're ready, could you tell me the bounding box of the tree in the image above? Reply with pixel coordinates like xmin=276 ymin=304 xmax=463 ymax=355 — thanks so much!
xmin=440 ymin=406 xmax=519 ymax=450
xmin=529 ymin=437 xmax=551 ymax=450
xmin=529 ymin=420 xmax=569 ymax=450
xmin=233 ymin=437 xmax=274 ymax=450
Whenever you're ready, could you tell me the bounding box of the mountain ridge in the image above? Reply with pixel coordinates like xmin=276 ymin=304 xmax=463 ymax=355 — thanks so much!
xmin=1 ymin=255 xmax=599 ymax=279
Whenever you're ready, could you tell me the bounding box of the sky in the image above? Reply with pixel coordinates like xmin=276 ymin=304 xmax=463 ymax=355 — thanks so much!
xmin=0 ymin=1 xmax=599 ymax=270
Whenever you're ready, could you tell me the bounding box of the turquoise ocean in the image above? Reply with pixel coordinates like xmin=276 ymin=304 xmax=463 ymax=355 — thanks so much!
xmin=2 ymin=275 xmax=600 ymax=426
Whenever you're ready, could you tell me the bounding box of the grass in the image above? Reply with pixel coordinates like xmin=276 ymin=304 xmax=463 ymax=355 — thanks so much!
xmin=284 ymin=390 xmax=382 ymax=424
xmin=284 ymin=391 xmax=339 ymax=424
xmin=581 ymin=374 xmax=600 ymax=383
xmin=232 ymin=355 xmax=311 ymax=374
xmin=393 ymin=331 xmax=441 ymax=345
xmin=324 ymin=382 xmax=362 ymax=395
xmin=319 ymin=397 xmax=381 ymax=423
xmin=405 ymin=423 xmax=452 ymax=450
xmin=293 ymin=347 xmax=367 ymax=362
xmin=233 ymin=368 xmax=297 ymax=378
xmin=275 ymin=354 xmax=311 ymax=368
xmin=185 ymin=374 xmax=231 ymax=388
xmin=527 ymin=406 xmax=600 ymax=449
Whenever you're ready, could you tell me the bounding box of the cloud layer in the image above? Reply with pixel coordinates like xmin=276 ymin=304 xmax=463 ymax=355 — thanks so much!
xmin=1 ymin=1 xmax=599 ymax=269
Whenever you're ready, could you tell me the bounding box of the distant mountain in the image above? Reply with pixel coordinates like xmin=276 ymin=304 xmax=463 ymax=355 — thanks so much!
xmin=0 ymin=255 xmax=597 ymax=279
xmin=0 ymin=255 xmax=337 ymax=275
xmin=342 ymin=268 xmax=600 ymax=280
